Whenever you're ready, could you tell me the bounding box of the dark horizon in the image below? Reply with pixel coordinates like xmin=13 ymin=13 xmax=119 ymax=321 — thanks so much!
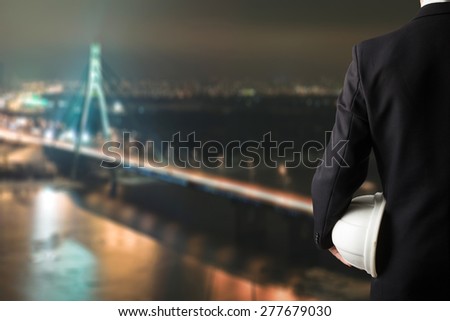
xmin=0 ymin=0 xmax=418 ymax=83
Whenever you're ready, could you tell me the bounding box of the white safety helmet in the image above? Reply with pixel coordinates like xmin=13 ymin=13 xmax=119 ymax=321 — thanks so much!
xmin=332 ymin=192 xmax=386 ymax=278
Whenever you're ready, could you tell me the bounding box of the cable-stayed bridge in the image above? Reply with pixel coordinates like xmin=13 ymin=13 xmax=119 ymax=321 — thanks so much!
xmin=0 ymin=44 xmax=313 ymax=215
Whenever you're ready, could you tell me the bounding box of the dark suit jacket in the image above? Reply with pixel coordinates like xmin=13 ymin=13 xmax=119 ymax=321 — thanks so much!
xmin=311 ymin=3 xmax=450 ymax=300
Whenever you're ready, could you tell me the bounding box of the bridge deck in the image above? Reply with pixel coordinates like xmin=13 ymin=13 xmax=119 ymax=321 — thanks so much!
xmin=0 ymin=128 xmax=313 ymax=214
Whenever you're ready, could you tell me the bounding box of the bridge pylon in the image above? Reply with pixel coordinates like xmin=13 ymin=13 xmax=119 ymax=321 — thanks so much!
xmin=71 ymin=43 xmax=111 ymax=179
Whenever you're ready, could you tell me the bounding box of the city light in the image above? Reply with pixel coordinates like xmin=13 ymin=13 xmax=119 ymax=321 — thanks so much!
xmin=61 ymin=129 xmax=76 ymax=142
xmin=44 ymin=129 xmax=55 ymax=141
xmin=81 ymin=132 xmax=90 ymax=144
xmin=278 ymin=164 xmax=287 ymax=176
xmin=112 ymin=101 xmax=124 ymax=114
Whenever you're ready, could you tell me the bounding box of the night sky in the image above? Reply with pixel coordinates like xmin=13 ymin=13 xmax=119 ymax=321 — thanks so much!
xmin=0 ymin=0 xmax=419 ymax=82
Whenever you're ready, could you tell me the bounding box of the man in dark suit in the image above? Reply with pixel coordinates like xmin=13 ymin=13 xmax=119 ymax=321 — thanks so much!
xmin=311 ymin=1 xmax=450 ymax=300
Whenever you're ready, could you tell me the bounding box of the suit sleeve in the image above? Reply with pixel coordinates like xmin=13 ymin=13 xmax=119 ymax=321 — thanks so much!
xmin=311 ymin=45 xmax=372 ymax=249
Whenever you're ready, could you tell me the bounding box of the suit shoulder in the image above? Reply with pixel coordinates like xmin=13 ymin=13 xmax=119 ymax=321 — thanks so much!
xmin=357 ymin=24 xmax=410 ymax=53
xmin=354 ymin=21 xmax=416 ymax=66
xmin=357 ymin=14 xmax=425 ymax=53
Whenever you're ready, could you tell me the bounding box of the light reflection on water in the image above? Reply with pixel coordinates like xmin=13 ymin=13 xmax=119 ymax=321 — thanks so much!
xmin=32 ymin=188 xmax=64 ymax=243
xmin=27 ymin=188 xmax=97 ymax=300
xmin=0 ymin=183 xmax=370 ymax=300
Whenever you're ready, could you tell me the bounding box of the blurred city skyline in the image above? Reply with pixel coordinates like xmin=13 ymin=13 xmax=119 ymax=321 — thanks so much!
xmin=0 ymin=0 xmax=418 ymax=84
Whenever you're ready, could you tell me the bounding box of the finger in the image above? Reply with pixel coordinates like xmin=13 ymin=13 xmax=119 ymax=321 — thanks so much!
xmin=335 ymin=252 xmax=352 ymax=267
xmin=329 ymin=247 xmax=352 ymax=267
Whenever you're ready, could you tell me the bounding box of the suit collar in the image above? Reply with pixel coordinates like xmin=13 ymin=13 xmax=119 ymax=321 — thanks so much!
xmin=415 ymin=3 xmax=450 ymax=19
